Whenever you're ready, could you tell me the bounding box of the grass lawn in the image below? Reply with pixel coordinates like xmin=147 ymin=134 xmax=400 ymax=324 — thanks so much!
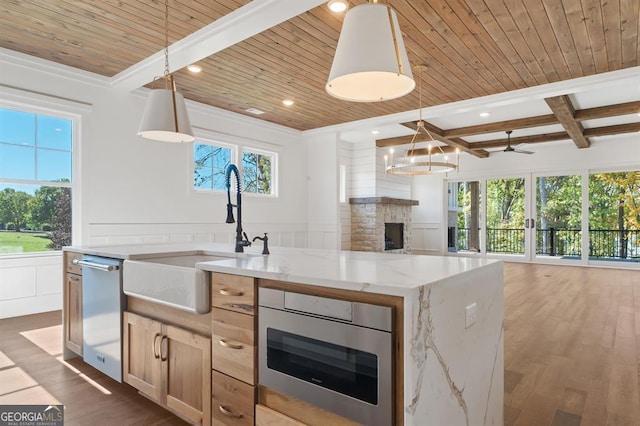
xmin=0 ymin=231 xmax=53 ymax=253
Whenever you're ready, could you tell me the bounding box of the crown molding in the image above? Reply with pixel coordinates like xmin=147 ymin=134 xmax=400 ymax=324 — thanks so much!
xmin=0 ymin=47 xmax=111 ymax=89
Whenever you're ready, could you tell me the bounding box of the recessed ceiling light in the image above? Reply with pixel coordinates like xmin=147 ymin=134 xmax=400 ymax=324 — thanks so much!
xmin=187 ymin=64 xmax=202 ymax=73
xmin=282 ymin=99 xmax=294 ymax=106
xmin=479 ymin=112 xmax=490 ymax=117
xmin=327 ymin=0 xmax=348 ymax=12
xmin=371 ymin=130 xmax=380 ymax=135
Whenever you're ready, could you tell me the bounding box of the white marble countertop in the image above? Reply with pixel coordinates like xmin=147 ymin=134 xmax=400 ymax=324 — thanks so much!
xmin=64 ymin=242 xmax=499 ymax=296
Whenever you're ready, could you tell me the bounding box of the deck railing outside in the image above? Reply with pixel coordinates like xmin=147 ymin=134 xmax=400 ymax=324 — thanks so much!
xmin=449 ymin=227 xmax=640 ymax=260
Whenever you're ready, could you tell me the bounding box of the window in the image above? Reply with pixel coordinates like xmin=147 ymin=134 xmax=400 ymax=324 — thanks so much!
xmin=193 ymin=142 xmax=277 ymax=196
xmin=193 ymin=142 xmax=234 ymax=191
xmin=588 ymin=171 xmax=640 ymax=261
xmin=0 ymin=107 xmax=73 ymax=254
xmin=241 ymin=149 xmax=276 ymax=196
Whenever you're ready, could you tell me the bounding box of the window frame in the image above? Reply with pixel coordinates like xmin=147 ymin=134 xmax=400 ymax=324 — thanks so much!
xmin=0 ymin=88 xmax=86 ymax=257
xmin=191 ymin=134 xmax=279 ymax=198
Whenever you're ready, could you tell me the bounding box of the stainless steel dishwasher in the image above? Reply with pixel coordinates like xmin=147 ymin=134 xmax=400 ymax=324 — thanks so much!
xmin=73 ymin=255 xmax=125 ymax=382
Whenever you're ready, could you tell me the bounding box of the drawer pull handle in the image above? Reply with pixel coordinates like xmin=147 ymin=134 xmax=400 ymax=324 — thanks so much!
xmin=219 ymin=405 xmax=243 ymax=419
xmin=219 ymin=288 xmax=244 ymax=297
xmin=219 ymin=339 xmax=243 ymax=350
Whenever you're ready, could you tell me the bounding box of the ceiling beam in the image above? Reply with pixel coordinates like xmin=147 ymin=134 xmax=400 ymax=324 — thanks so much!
xmin=111 ymin=0 xmax=326 ymax=91
xmin=584 ymin=122 xmax=640 ymax=137
xmin=574 ymin=100 xmax=640 ymax=120
xmin=545 ymin=95 xmax=590 ymax=148
xmin=407 ymin=147 xmax=457 ymax=156
xmin=442 ymin=114 xmax=559 ymax=138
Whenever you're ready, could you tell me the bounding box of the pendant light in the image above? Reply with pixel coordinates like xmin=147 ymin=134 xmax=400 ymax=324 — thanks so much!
xmin=137 ymin=0 xmax=195 ymax=143
xmin=326 ymin=0 xmax=415 ymax=102
xmin=385 ymin=66 xmax=459 ymax=175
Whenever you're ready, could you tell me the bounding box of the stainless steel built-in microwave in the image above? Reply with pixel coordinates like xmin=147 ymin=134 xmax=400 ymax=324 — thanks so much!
xmin=258 ymin=288 xmax=393 ymax=426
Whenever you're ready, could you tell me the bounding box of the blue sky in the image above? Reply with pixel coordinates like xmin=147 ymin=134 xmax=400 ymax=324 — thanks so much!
xmin=0 ymin=107 xmax=72 ymax=194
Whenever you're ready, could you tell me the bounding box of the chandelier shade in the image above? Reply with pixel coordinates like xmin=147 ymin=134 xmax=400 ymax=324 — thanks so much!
xmin=326 ymin=2 xmax=415 ymax=102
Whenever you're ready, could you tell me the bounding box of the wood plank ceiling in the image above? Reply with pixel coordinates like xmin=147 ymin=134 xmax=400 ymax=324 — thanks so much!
xmin=1 ymin=0 xmax=639 ymax=144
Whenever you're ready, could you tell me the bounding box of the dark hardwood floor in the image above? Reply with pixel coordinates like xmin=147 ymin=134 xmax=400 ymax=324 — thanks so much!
xmin=0 ymin=310 xmax=187 ymax=425
xmin=1 ymin=263 xmax=638 ymax=425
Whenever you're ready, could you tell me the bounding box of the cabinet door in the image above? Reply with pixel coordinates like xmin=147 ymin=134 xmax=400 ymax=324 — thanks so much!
xmin=64 ymin=273 xmax=83 ymax=355
xmin=123 ymin=311 xmax=163 ymax=402
xmin=164 ymin=324 xmax=211 ymax=426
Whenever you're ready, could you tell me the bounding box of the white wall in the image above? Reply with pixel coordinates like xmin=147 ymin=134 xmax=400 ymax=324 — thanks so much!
xmin=306 ymin=133 xmax=340 ymax=249
xmin=0 ymin=49 xmax=309 ymax=317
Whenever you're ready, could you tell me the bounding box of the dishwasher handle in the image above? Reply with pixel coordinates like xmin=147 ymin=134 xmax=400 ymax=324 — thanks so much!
xmin=72 ymin=258 xmax=119 ymax=272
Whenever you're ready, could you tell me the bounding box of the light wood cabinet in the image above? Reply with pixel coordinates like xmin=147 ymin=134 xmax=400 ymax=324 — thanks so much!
xmin=124 ymin=311 xmax=211 ymax=426
xmin=255 ymin=405 xmax=306 ymax=426
xmin=211 ymin=273 xmax=257 ymax=425
xmin=63 ymin=251 xmax=83 ymax=356
xmin=212 ymin=273 xmax=255 ymax=315
xmin=212 ymin=308 xmax=256 ymax=385
xmin=212 ymin=371 xmax=256 ymax=426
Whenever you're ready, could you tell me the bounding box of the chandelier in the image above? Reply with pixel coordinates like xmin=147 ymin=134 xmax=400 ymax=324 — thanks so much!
xmin=384 ymin=66 xmax=459 ymax=175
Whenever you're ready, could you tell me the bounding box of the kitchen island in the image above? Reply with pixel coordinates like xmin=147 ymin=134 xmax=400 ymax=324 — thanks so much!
xmin=63 ymin=243 xmax=503 ymax=426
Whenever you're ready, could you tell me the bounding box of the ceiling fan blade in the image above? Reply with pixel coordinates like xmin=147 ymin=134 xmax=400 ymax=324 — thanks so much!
xmin=512 ymin=148 xmax=534 ymax=154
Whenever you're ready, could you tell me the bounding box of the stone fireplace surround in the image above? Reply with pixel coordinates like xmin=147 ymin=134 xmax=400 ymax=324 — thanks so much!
xmin=349 ymin=197 xmax=419 ymax=254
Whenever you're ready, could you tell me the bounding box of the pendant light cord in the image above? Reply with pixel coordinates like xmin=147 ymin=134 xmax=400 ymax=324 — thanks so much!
xmin=163 ymin=0 xmax=170 ymax=77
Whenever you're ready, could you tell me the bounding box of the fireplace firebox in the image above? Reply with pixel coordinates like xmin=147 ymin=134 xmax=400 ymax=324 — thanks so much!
xmin=384 ymin=223 xmax=404 ymax=251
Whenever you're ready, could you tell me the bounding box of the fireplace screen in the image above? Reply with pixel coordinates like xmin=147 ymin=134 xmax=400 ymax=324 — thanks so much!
xmin=384 ymin=223 xmax=404 ymax=250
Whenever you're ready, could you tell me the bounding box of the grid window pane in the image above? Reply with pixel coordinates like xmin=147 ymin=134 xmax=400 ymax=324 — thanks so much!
xmin=37 ymin=149 xmax=72 ymax=182
xmin=0 ymin=109 xmax=35 ymax=146
xmin=0 ymin=144 xmax=36 ymax=180
xmin=37 ymin=115 xmax=72 ymax=150
xmin=193 ymin=142 xmax=232 ymax=191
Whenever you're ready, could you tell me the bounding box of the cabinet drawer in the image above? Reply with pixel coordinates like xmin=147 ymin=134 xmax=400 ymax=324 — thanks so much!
xmin=212 ymin=371 xmax=255 ymax=426
xmin=212 ymin=309 xmax=255 ymax=385
xmin=211 ymin=273 xmax=255 ymax=315
xmin=65 ymin=252 xmax=83 ymax=275
xmin=255 ymin=404 xmax=306 ymax=426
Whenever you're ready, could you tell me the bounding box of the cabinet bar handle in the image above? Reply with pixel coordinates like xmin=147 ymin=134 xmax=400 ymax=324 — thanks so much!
xmin=218 ymin=339 xmax=243 ymax=350
xmin=219 ymin=288 xmax=244 ymax=297
xmin=153 ymin=333 xmax=161 ymax=359
xmin=218 ymin=405 xmax=243 ymax=419
xmin=160 ymin=335 xmax=168 ymax=361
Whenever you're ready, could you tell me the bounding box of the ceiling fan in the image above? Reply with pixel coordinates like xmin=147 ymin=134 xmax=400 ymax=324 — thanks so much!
xmin=501 ymin=130 xmax=533 ymax=154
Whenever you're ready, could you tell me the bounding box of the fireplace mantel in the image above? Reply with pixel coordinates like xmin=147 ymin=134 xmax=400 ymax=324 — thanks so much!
xmin=349 ymin=197 xmax=419 ymax=206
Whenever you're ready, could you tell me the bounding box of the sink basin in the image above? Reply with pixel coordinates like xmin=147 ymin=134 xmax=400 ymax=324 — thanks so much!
xmin=123 ymin=254 xmax=232 ymax=314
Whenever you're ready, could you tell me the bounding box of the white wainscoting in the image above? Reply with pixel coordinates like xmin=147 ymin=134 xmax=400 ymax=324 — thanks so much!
xmin=307 ymin=222 xmax=340 ymax=250
xmin=86 ymin=222 xmax=308 ymax=249
xmin=411 ymin=222 xmax=443 ymax=255
xmin=0 ymin=253 xmax=62 ymax=319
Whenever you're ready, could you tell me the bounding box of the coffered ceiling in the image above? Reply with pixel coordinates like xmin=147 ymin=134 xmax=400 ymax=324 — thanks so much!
xmin=1 ymin=0 xmax=639 ymax=151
